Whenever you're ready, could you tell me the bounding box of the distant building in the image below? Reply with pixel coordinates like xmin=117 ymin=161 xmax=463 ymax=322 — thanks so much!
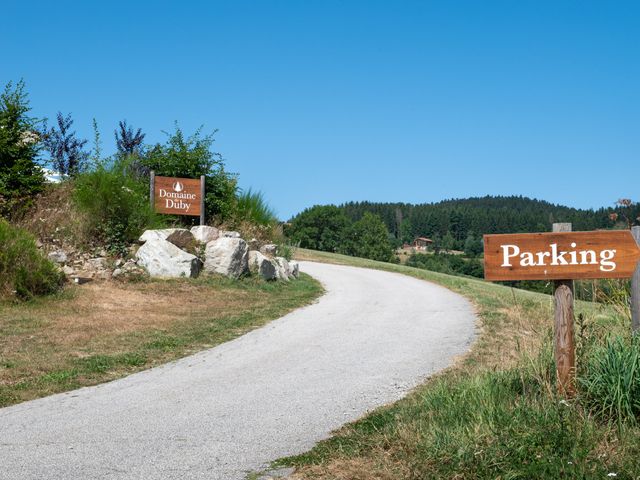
xmin=413 ymin=237 xmax=433 ymax=251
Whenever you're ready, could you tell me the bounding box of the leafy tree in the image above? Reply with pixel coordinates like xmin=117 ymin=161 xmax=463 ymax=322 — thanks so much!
xmin=41 ymin=112 xmax=89 ymax=175
xmin=464 ymin=232 xmax=483 ymax=257
xmin=441 ymin=231 xmax=456 ymax=252
xmin=141 ymin=125 xmax=237 ymax=223
xmin=341 ymin=212 xmax=394 ymax=262
xmin=287 ymin=205 xmax=350 ymax=252
xmin=0 ymin=80 xmax=45 ymax=218
xmin=115 ymin=120 xmax=145 ymax=155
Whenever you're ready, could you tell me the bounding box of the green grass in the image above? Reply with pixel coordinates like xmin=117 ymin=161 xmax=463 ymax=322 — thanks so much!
xmin=0 ymin=273 xmax=323 ymax=408
xmin=278 ymin=249 xmax=640 ymax=479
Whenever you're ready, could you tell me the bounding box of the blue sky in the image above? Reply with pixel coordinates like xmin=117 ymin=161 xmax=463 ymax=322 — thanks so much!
xmin=3 ymin=1 xmax=638 ymax=220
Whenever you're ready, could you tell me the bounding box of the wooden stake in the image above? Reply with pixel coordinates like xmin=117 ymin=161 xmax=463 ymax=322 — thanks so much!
xmin=149 ymin=170 xmax=155 ymax=211
xmin=553 ymin=223 xmax=575 ymax=397
xmin=199 ymin=175 xmax=206 ymax=226
xmin=631 ymin=226 xmax=640 ymax=334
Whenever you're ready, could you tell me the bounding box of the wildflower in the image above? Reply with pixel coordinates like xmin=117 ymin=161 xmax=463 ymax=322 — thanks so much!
xmin=607 ymin=473 xmax=617 ymax=477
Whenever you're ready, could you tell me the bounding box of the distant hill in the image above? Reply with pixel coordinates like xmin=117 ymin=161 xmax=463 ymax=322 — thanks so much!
xmin=335 ymin=196 xmax=635 ymax=248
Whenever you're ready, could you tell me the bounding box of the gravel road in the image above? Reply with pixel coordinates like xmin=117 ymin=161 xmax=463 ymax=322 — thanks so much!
xmin=0 ymin=261 xmax=476 ymax=480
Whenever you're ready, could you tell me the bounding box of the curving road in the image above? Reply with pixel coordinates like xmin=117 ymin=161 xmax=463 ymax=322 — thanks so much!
xmin=0 ymin=262 xmax=476 ymax=480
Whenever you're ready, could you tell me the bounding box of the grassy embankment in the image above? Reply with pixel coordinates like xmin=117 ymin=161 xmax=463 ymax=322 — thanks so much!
xmin=0 ymin=274 xmax=322 ymax=408
xmin=276 ymin=249 xmax=640 ymax=479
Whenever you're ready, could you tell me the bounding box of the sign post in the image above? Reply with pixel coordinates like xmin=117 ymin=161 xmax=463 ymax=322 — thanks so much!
xmin=632 ymin=226 xmax=640 ymax=333
xmin=150 ymin=174 xmax=205 ymax=224
xmin=552 ymin=223 xmax=575 ymax=397
xmin=483 ymin=226 xmax=640 ymax=397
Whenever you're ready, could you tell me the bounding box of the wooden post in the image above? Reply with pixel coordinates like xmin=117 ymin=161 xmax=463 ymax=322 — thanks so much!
xmin=631 ymin=226 xmax=640 ymax=334
xmin=199 ymin=175 xmax=206 ymax=226
xmin=553 ymin=223 xmax=575 ymax=397
xmin=149 ymin=170 xmax=155 ymax=211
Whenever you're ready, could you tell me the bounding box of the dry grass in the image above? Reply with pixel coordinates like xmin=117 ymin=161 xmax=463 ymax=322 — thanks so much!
xmin=0 ymin=274 xmax=323 ymax=407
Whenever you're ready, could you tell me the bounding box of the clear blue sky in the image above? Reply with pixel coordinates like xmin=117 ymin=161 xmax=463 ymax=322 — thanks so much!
xmin=4 ymin=1 xmax=638 ymax=220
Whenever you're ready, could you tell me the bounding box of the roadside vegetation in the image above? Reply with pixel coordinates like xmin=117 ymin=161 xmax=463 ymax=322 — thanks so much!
xmin=0 ymin=273 xmax=322 ymax=408
xmin=278 ymin=249 xmax=640 ymax=479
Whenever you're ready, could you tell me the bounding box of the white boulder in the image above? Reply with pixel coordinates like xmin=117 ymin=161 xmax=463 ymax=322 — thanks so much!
xmin=220 ymin=230 xmax=241 ymax=238
xmin=249 ymin=250 xmax=277 ymax=280
xmin=190 ymin=225 xmax=220 ymax=244
xmin=203 ymin=237 xmax=249 ymax=278
xmin=135 ymin=238 xmax=201 ymax=278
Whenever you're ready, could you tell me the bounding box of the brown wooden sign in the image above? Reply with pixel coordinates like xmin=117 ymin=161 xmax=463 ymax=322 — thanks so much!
xmin=153 ymin=175 xmax=202 ymax=217
xmin=484 ymin=230 xmax=640 ymax=281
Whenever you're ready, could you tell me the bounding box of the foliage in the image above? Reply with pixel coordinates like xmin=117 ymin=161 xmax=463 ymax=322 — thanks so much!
xmin=234 ymin=188 xmax=277 ymax=227
xmin=335 ymin=196 xmax=639 ymax=250
xmin=41 ymin=112 xmax=89 ymax=175
xmin=463 ymin=232 xmax=483 ymax=257
xmin=73 ymin=157 xmax=162 ymax=254
xmin=0 ymin=80 xmax=45 ymax=218
xmin=286 ymin=205 xmax=350 ymax=252
xmin=141 ymin=125 xmax=237 ymax=224
xmin=0 ymin=219 xmax=64 ymax=300
xmin=115 ymin=120 xmax=145 ymax=156
xmin=340 ymin=212 xmax=394 ymax=262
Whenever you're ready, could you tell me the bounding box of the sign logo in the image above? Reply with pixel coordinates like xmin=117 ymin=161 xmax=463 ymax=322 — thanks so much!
xmin=173 ymin=181 xmax=184 ymax=193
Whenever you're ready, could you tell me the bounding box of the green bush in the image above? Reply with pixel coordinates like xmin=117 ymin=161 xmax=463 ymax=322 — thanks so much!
xmin=74 ymin=157 xmax=162 ymax=254
xmin=0 ymin=219 xmax=64 ymax=299
xmin=579 ymin=335 xmax=640 ymax=425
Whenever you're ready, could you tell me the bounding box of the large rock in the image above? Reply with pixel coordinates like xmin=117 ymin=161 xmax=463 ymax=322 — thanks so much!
xmin=203 ymin=237 xmax=249 ymax=278
xmin=135 ymin=238 xmax=201 ymax=278
xmin=166 ymin=229 xmax=196 ymax=252
xmin=220 ymin=230 xmax=241 ymax=239
xmin=190 ymin=225 xmax=220 ymax=244
xmin=249 ymin=250 xmax=277 ymax=280
xmin=274 ymin=257 xmax=291 ymax=281
xmin=138 ymin=228 xmax=185 ymax=243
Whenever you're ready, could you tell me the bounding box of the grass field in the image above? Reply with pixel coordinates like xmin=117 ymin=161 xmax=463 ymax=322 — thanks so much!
xmin=0 ymin=274 xmax=323 ymax=408
xmin=278 ymin=249 xmax=640 ymax=479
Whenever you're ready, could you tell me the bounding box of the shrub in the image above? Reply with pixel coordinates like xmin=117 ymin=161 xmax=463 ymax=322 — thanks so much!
xmin=0 ymin=219 xmax=64 ymax=299
xmin=74 ymin=157 xmax=162 ymax=254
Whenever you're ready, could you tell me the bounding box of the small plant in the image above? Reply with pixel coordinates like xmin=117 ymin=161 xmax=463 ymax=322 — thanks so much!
xmin=579 ymin=335 xmax=640 ymax=425
xmin=0 ymin=219 xmax=64 ymax=300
